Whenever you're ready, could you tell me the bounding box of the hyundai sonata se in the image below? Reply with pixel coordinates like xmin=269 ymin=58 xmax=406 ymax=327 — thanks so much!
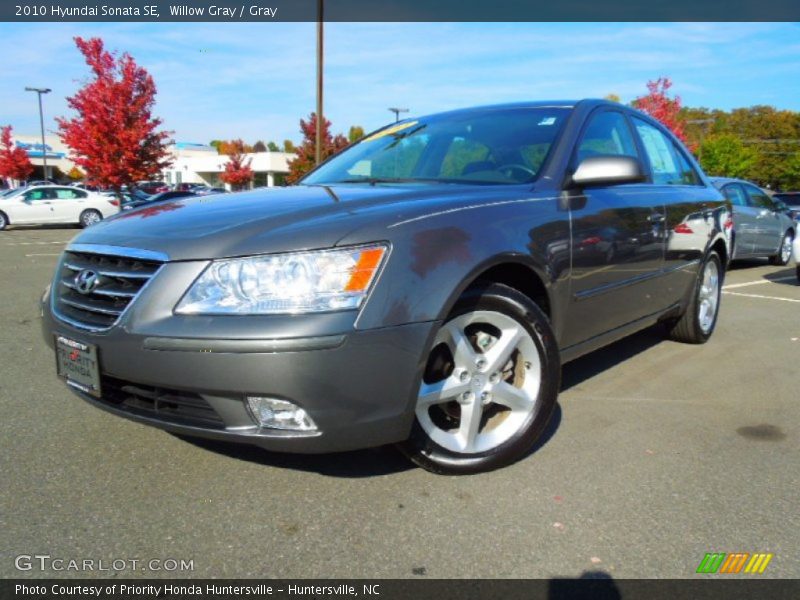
xmin=42 ymin=100 xmax=729 ymax=474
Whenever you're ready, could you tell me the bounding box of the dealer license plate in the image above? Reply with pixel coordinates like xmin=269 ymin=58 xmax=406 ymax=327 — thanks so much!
xmin=55 ymin=335 xmax=101 ymax=398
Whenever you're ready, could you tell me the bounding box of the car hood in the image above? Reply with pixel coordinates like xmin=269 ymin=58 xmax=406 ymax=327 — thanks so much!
xmin=69 ymin=183 xmax=528 ymax=261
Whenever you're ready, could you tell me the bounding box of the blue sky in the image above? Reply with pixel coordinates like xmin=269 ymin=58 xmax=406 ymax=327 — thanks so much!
xmin=1 ymin=22 xmax=798 ymax=145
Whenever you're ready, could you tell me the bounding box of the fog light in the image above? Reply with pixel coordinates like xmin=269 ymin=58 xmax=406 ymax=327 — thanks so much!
xmin=246 ymin=396 xmax=317 ymax=431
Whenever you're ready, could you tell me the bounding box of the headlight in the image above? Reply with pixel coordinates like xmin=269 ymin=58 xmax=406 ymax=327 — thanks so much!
xmin=175 ymin=244 xmax=388 ymax=315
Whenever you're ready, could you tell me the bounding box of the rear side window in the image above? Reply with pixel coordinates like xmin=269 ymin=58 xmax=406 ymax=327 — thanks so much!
xmin=722 ymin=184 xmax=747 ymax=206
xmin=576 ymin=111 xmax=638 ymax=162
xmin=53 ymin=188 xmax=85 ymax=199
xmin=633 ymin=118 xmax=698 ymax=185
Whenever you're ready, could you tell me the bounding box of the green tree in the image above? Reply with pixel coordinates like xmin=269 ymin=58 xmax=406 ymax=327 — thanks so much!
xmin=267 ymin=141 xmax=280 ymax=152
xmin=348 ymin=125 xmax=365 ymax=143
xmin=698 ymin=134 xmax=758 ymax=179
xmin=283 ymin=139 xmax=296 ymax=153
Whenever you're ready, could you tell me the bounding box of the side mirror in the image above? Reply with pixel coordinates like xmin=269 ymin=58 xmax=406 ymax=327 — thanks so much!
xmin=570 ymin=155 xmax=646 ymax=188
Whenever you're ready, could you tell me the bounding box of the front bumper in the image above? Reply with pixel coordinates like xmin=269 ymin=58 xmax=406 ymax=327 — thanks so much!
xmin=42 ymin=300 xmax=436 ymax=454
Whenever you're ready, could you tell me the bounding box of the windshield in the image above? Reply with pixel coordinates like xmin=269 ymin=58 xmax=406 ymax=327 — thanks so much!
xmin=303 ymin=107 xmax=571 ymax=186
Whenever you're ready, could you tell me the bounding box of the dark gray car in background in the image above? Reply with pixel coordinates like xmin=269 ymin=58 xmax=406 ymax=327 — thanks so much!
xmin=41 ymin=100 xmax=729 ymax=474
xmin=711 ymin=177 xmax=795 ymax=265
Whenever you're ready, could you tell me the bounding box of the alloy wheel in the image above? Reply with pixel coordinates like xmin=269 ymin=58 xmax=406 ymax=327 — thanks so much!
xmin=698 ymin=260 xmax=720 ymax=334
xmin=780 ymin=233 xmax=793 ymax=264
xmin=416 ymin=310 xmax=541 ymax=454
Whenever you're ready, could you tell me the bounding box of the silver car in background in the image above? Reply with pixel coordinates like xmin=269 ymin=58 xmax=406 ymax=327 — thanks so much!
xmin=711 ymin=177 xmax=795 ymax=265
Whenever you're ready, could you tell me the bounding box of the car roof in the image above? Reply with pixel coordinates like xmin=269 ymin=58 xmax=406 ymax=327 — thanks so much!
xmin=707 ymin=176 xmax=756 ymax=189
xmin=411 ymin=99 xmax=619 ymax=122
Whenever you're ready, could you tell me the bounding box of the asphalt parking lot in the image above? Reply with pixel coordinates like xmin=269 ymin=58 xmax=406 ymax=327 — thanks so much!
xmin=1 ymin=227 xmax=798 ymax=580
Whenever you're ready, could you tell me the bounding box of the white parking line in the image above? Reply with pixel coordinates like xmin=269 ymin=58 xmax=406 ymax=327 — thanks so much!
xmin=722 ymin=291 xmax=800 ymax=303
xmin=723 ymin=276 xmax=797 ymax=290
xmin=3 ymin=241 xmax=69 ymax=247
xmin=25 ymin=253 xmax=61 ymax=257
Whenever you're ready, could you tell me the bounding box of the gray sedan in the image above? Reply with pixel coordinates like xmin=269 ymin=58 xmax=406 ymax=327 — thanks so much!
xmin=711 ymin=177 xmax=795 ymax=265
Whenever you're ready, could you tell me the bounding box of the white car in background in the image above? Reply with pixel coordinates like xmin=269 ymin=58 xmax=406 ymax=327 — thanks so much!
xmin=0 ymin=185 xmax=119 ymax=230
xmin=794 ymin=233 xmax=800 ymax=283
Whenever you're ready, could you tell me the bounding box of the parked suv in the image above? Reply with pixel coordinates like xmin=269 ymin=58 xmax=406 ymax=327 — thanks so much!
xmin=42 ymin=100 xmax=729 ymax=474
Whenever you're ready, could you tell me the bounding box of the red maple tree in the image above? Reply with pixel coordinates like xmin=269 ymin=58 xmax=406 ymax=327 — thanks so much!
xmin=632 ymin=77 xmax=692 ymax=149
xmin=219 ymin=139 xmax=254 ymax=190
xmin=57 ymin=37 xmax=172 ymax=193
xmin=0 ymin=125 xmax=34 ymax=186
xmin=285 ymin=112 xmax=349 ymax=184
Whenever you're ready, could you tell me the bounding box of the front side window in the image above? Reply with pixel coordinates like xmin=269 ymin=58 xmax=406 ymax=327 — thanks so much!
xmin=743 ymin=184 xmax=774 ymax=210
xmin=576 ymin=111 xmax=638 ymax=162
xmin=303 ymin=107 xmax=571 ymax=186
xmin=632 ymin=118 xmax=694 ymax=186
xmin=24 ymin=189 xmax=52 ymax=201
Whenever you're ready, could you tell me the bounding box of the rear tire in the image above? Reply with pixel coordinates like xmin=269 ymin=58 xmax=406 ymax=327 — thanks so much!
xmin=79 ymin=209 xmax=102 ymax=228
xmin=667 ymin=251 xmax=723 ymax=344
xmin=398 ymin=283 xmax=560 ymax=475
xmin=0 ymin=211 xmax=7 ymax=231
xmin=769 ymin=230 xmax=793 ymax=266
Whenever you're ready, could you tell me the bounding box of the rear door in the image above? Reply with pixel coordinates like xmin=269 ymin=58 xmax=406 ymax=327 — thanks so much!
xmin=721 ymin=183 xmax=756 ymax=257
xmin=564 ymin=108 xmax=666 ymax=347
xmin=50 ymin=187 xmax=87 ymax=222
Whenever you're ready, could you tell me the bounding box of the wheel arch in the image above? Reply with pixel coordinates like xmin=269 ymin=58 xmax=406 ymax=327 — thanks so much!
xmin=710 ymin=235 xmax=729 ymax=268
xmin=438 ymin=255 xmax=554 ymax=322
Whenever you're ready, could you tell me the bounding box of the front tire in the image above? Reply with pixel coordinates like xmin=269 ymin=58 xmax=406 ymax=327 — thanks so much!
xmin=79 ymin=209 xmax=102 ymax=228
xmin=769 ymin=230 xmax=793 ymax=266
xmin=667 ymin=251 xmax=723 ymax=344
xmin=0 ymin=211 xmax=7 ymax=231
xmin=399 ymin=283 xmax=560 ymax=475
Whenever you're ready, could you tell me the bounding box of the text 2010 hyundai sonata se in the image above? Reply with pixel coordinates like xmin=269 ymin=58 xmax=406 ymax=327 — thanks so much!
xmin=42 ymin=100 xmax=730 ymax=474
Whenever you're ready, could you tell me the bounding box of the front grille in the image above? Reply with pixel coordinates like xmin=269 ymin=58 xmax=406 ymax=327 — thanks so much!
xmin=100 ymin=376 xmax=225 ymax=429
xmin=53 ymin=251 xmax=162 ymax=330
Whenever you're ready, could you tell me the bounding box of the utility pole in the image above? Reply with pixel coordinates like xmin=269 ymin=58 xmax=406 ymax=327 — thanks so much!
xmin=25 ymin=87 xmax=51 ymax=180
xmin=315 ymin=0 xmax=324 ymax=165
xmin=388 ymin=107 xmax=409 ymax=123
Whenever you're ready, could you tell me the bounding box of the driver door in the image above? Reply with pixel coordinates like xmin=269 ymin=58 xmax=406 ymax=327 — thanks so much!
xmin=563 ymin=109 xmax=666 ymax=347
xmin=13 ymin=188 xmax=56 ymax=224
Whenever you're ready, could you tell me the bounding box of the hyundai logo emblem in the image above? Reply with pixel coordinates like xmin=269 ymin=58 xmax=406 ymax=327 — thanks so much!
xmin=74 ymin=269 xmax=100 ymax=295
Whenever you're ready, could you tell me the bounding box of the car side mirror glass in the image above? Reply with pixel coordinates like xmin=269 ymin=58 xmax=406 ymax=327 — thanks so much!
xmin=570 ymin=155 xmax=645 ymax=188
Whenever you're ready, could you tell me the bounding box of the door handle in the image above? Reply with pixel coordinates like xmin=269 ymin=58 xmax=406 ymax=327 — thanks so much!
xmin=757 ymin=209 xmax=770 ymax=218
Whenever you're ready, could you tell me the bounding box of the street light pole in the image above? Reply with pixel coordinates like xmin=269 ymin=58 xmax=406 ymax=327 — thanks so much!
xmin=25 ymin=87 xmax=52 ymax=181
xmin=388 ymin=107 xmax=409 ymax=123
xmin=315 ymin=0 xmax=324 ymax=166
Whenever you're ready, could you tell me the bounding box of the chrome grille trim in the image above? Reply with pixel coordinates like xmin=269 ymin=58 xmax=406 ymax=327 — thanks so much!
xmin=67 ymin=243 xmax=170 ymax=262
xmin=63 ymin=261 xmax=154 ymax=279
xmin=52 ymin=249 xmax=164 ymax=332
